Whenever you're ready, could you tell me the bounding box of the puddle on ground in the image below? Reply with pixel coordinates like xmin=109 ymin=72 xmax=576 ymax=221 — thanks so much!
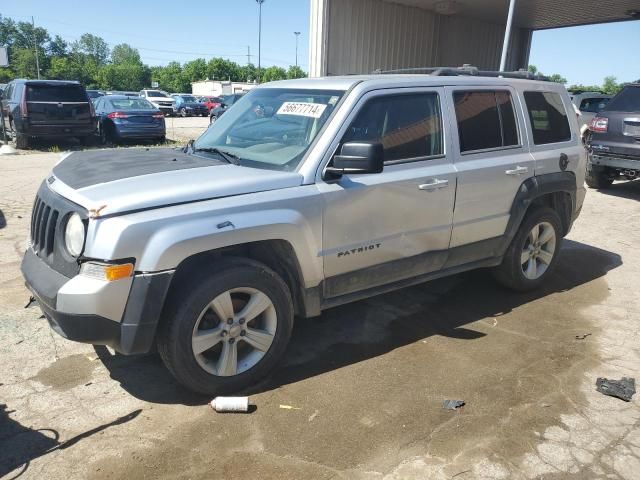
xmin=31 ymin=354 xmax=97 ymax=391
xmin=86 ymin=241 xmax=619 ymax=479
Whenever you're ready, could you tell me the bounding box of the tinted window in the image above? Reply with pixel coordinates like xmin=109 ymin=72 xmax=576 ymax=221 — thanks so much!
xmin=342 ymin=93 xmax=443 ymax=162
xmin=604 ymin=85 xmax=640 ymax=112
xmin=26 ymin=85 xmax=87 ymax=102
xmin=579 ymin=97 xmax=610 ymax=113
xmin=146 ymin=90 xmax=167 ymax=98
xmin=109 ymin=98 xmax=156 ymax=110
xmin=454 ymin=91 xmax=519 ymax=152
xmin=524 ymin=92 xmax=571 ymax=145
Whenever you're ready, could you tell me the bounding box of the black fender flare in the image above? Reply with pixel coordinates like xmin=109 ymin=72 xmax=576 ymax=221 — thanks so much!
xmin=498 ymin=171 xmax=577 ymax=256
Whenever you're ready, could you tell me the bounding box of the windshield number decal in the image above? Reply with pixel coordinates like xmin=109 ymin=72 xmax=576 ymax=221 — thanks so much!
xmin=277 ymin=102 xmax=327 ymax=118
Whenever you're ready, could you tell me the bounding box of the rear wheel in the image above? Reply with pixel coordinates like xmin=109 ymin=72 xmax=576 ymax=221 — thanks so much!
xmin=585 ymin=166 xmax=614 ymax=189
xmin=99 ymin=122 xmax=113 ymax=145
xmin=157 ymin=258 xmax=294 ymax=395
xmin=10 ymin=120 xmax=29 ymax=150
xmin=493 ymin=207 xmax=563 ymax=292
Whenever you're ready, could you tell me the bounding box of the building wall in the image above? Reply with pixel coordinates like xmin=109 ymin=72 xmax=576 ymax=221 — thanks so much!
xmin=309 ymin=0 xmax=531 ymax=76
xmin=191 ymin=81 xmax=257 ymax=97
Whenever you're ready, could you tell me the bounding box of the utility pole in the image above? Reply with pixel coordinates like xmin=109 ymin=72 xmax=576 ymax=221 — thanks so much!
xmin=246 ymin=45 xmax=252 ymax=66
xmin=31 ymin=16 xmax=41 ymax=79
xmin=256 ymin=0 xmax=265 ymax=83
xmin=294 ymin=31 xmax=301 ymax=68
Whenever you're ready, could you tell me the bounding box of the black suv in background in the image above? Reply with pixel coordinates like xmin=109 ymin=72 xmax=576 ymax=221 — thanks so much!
xmin=1 ymin=79 xmax=96 ymax=149
xmin=587 ymin=82 xmax=640 ymax=188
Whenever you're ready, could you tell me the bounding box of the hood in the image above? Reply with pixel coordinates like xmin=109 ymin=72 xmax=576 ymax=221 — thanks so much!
xmin=50 ymin=148 xmax=303 ymax=216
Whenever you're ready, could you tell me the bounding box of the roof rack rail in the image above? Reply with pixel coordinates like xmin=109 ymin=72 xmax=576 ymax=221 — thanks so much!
xmin=371 ymin=64 xmax=549 ymax=81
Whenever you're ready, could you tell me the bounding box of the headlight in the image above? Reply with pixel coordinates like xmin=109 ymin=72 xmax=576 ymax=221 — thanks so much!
xmin=64 ymin=213 xmax=85 ymax=257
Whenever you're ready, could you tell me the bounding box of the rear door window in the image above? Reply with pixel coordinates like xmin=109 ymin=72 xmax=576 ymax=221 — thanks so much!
xmin=523 ymin=92 xmax=571 ymax=145
xmin=342 ymin=92 xmax=443 ymax=163
xmin=453 ymin=90 xmax=519 ymax=152
xmin=26 ymin=85 xmax=87 ymax=102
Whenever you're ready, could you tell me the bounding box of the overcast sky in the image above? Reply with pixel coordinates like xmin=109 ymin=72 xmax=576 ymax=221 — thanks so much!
xmin=2 ymin=1 xmax=639 ymax=85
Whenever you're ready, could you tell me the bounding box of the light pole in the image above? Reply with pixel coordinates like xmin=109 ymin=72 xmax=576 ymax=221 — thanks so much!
xmin=256 ymin=0 xmax=265 ymax=83
xmin=294 ymin=31 xmax=301 ymax=68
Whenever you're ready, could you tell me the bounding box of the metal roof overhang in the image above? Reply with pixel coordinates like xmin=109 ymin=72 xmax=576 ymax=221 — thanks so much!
xmin=386 ymin=0 xmax=640 ymax=30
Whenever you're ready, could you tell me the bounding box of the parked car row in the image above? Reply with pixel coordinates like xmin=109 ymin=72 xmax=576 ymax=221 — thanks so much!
xmin=1 ymin=79 xmax=167 ymax=148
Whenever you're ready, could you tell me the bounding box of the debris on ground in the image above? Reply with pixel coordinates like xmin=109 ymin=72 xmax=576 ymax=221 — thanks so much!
xmin=279 ymin=404 xmax=302 ymax=410
xmin=24 ymin=296 xmax=36 ymax=309
xmin=596 ymin=377 xmax=636 ymax=402
xmin=210 ymin=396 xmax=250 ymax=412
xmin=575 ymin=333 xmax=592 ymax=340
xmin=443 ymin=399 xmax=465 ymax=410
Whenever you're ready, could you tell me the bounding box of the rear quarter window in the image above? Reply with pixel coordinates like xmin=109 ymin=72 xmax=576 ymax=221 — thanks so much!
xmin=26 ymin=85 xmax=88 ymax=102
xmin=523 ymin=92 xmax=572 ymax=145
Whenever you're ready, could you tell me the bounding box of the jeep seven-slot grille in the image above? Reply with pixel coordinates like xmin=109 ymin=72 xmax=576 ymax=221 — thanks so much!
xmin=31 ymin=195 xmax=60 ymax=257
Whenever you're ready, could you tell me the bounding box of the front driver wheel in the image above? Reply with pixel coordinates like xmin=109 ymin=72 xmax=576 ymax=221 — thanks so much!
xmin=157 ymin=258 xmax=294 ymax=395
xmin=493 ymin=207 xmax=563 ymax=292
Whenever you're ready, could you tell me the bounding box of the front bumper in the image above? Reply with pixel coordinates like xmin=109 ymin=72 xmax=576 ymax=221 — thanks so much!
xmin=21 ymin=248 xmax=174 ymax=355
xmin=590 ymin=153 xmax=640 ymax=171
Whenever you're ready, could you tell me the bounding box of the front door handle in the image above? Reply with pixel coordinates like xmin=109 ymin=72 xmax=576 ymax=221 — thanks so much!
xmin=505 ymin=166 xmax=528 ymax=176
xmin=418 ymin=179 xmax=449 ymax=191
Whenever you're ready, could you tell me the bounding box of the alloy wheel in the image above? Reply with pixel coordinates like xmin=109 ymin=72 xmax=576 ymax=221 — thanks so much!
xmin=521 ymin=221 xmax=556 ymax=280
xmin=191 ymin=287 xmax=277 ymax=376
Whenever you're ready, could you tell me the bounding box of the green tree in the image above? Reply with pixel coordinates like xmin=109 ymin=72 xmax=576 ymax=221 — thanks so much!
xmin=261 ymin=66 xmax=287 ymax=83
xmin=287 ymin=65 xmax=306 ymax=79
xmin=48 ymin=35 xmax=68 ymax=57
xmin=98 ymin=63 xmax=150 ymax=90
xmin=182 ymin=58 xmax=207 ymax=83
xmin=72 ymin=33 xmax=110 ymax=65
xmin=47 ymin=56 xmax=83 ymax=80
xmin=11 ymin=48 xmax=40 ymax=78
xmin=238 ymin=63 xmax=257 ymax=82
xmin=527 ymin=65 xmax=538 ymax=75
xmin=152 ymin=61 xmax=189 ymax=93
xmin=548 ymin=73 xmax=567 ymax=84
xmin=111 ymin=43 xmax=141 ymax=65
xmin=602 ymin=76 xmax=622 ymax=95
xmin=207 ymin=57 xmax=240 ymax=82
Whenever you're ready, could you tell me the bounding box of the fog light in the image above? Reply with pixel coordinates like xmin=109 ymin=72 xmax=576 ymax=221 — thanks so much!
xmin=81 ymin=262 xmax=134 ymax=281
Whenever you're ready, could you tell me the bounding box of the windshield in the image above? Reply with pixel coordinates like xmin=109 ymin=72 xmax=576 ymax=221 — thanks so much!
xmin=180 ymin=95 xmax=198 ymax=102
xmin=147 ymin=90 xmax=168 ymax=98
xmin=194 ymin=88 xmax=344 ymax=171
xmin=110 ymin=98 xmax=156 ymax=110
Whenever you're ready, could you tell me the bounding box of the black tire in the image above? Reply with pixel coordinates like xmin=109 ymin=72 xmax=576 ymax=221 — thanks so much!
xmin=209 ymin=115 xmax=217 ymax=124
xmin=585 ymin=166 xmax=614 ymax=189
xmin=156 ymin=135 xmax=166 ymax=144
xmin=10 ymin=120 xmax=29 ymax=149
xmin=157 ymin=258 xmax=294 ymax=396
xmin=99 ymin=122 xmax=113 ymax=145
xmin=79 ymin=135 xmax=93 ymax=147
xmin=180 ymin=107 xmax=188 ymax=117
xmin=493 ymin=207 xmax=563 ymax=292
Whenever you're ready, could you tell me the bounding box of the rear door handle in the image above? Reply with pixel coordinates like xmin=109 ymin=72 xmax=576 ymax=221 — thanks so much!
xmin=505 ymin=166 xmax=528 ymax=176
xmin=418 ymin=179 xmax=449 ymax=191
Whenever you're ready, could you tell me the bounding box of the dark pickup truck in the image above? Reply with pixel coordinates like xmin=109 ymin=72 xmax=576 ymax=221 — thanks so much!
xmin=1 ymin=79 xmax=96 ymax=149
xmin=587 ymin=82 xmax=640 ymax=188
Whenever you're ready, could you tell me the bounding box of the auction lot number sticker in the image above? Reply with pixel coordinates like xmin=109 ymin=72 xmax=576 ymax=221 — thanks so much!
xmin=277 ymin=102 xmax=327 ymax=118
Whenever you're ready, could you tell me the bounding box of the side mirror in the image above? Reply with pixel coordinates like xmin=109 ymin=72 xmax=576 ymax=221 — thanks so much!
xmin=326 ymin=142 xmax=384 ymax=175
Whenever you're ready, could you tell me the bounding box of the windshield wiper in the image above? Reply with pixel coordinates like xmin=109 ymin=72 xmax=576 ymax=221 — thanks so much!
xmin=192 ymin=147 xmax=241 ymax=165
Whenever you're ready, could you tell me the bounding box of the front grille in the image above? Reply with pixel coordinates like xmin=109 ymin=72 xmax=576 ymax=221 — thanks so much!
xmin=29 ymin=181 xmax=85 ymax=278
xmin=31 ymin=195 xmax=60 ymax=257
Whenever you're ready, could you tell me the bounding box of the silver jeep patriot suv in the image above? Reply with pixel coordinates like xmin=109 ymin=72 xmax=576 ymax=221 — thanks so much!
xmin=22 ymin=70 xmax=586 ymax=395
